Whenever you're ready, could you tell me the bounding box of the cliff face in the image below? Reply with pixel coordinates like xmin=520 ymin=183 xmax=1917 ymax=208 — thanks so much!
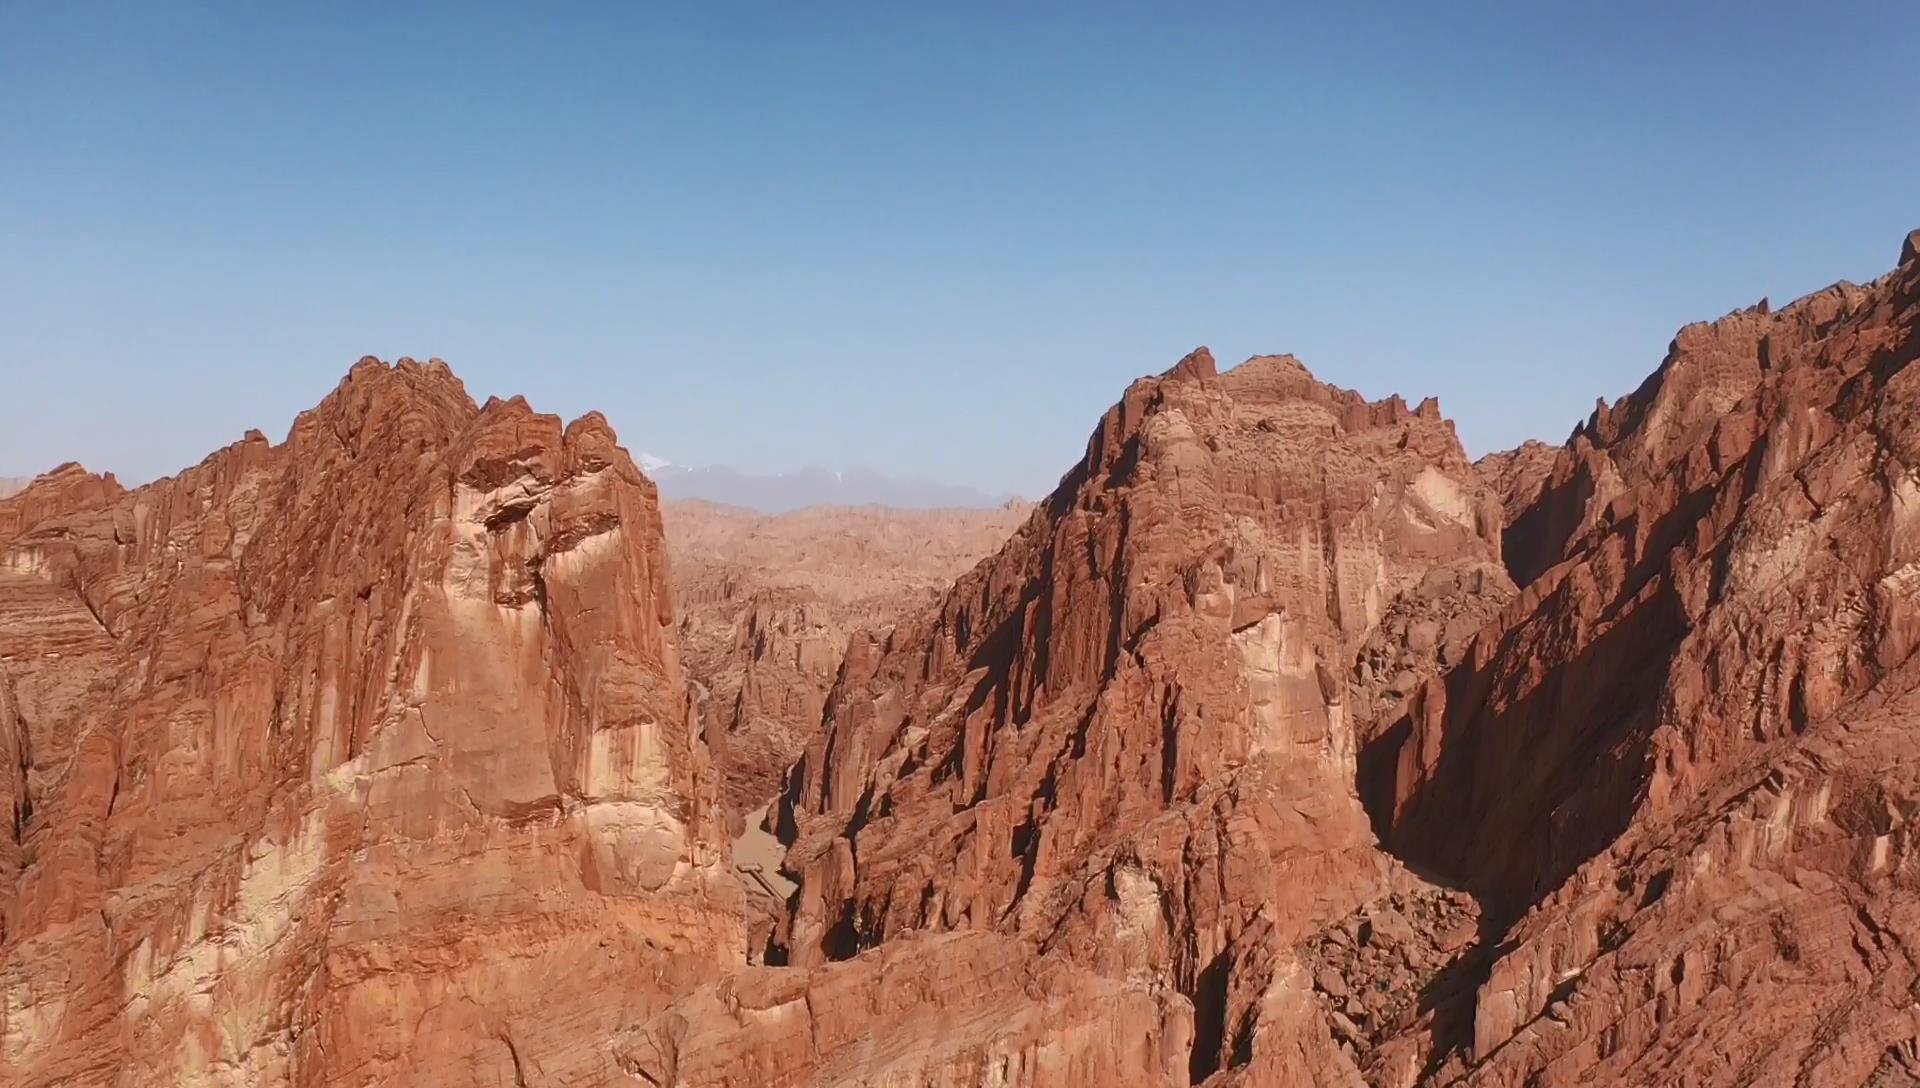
xmin=8 ymin=230 xmax=1920 ymax=1088
xmin=0 ymin=358 xmax=739 ymax=1086
xmin=692 ymin=229 xmax=1920 ymax=1088
xmin=751 ymin=348 xmax=1512 ymax=1085
xmin=1362 ymin=230 xmax=1920 ymax=1083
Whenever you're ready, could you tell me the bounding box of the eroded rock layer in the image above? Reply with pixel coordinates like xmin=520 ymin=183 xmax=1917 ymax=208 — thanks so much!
xmin=10 ymin=228 xmax=1920 ymax=1088
xmin=1363 ymin=229 xmax=1920 ymax=1083
xmin=768 ymin=348 xmax=1513 ymax=1085
xmin=0 ymin=359 xmax=740 ymax=1086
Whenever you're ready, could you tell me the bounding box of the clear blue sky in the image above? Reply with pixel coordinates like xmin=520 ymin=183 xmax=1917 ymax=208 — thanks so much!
xmin=4 ymin=4 xmax=1917 ymax=497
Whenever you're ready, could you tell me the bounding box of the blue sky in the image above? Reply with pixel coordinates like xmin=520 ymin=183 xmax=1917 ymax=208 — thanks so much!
xmin=4 ymin=4 xmax=1917 ymax=497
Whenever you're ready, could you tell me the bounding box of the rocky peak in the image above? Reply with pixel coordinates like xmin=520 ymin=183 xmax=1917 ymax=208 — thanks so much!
xmin=0 ymin=463 xmax=122 ymax=546
xmin=770 ymin=348 xmax=1510 ymax=1081
xmin=12 ymin=233 xmax=1920 ymax=1088
xmin=1163 ymin=344 xmax=1218 ymax=381
xmin=1359 ymin=227 xmax=1920 ymax=1083
xmin=1474 ymin=439 xmax=1558 ymax=525
xmin=0 ymin=357 xmax=736 ymax=1085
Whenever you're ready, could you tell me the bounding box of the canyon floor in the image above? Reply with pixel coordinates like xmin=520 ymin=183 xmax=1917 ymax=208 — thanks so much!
xmin=1 ymin=229 xmax=1918 ymax=1086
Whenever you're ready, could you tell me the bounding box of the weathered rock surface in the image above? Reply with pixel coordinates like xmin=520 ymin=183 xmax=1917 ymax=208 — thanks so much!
xmin=665 ymin=499 xmax=1026 ymax=824
xmin=772 ymin=348 xmax=1511 ymax=1084
xmin=1362 ymin=229 xmax=1920 ymax=1083
xmin=10 ymin=228 xmax=1920 ymax=1088
xmin=0 ymin=463 xmax=123 ymax=541
xmin=0 ymin=359 xmax=740 ymax=1085
xmin=1474 ymin=439 xmax=1558 ymax=567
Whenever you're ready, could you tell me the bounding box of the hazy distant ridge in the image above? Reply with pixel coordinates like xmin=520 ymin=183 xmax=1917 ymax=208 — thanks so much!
xmin=651 ymin=464 xmax=1014 ymax=513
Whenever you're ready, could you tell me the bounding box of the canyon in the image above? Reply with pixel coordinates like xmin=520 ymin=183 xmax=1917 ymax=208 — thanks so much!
xmin=664 ymin=498 xmax=1028 ymax=826
xmin=0 ymin=228 xmax=1916 ymax=1086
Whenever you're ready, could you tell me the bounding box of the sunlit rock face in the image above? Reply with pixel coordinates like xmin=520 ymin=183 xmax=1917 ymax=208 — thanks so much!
xmin=766 ymin=346 xmax=1509 ymax=1085
xmin=1358 ymin=229 xmax=1920 ymax=1085
xmin=0 ymin=358 xmax=740 ymax=1086
xmin=7 ymin=228 xmax=1920 ymax=1088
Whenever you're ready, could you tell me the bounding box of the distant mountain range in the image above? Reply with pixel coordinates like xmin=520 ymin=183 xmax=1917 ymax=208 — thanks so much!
xmin=645 ymin=461 xmax=1016 ymax=513
xmin=3 ymin=460 xmax=1014 ymax=514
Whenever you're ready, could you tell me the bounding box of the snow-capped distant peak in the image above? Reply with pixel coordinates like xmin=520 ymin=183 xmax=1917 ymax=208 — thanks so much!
xmin=636 ymin=451 xmax=672 ymax=473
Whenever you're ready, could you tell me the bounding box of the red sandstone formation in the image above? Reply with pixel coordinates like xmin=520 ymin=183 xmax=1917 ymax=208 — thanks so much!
xmin=765 ymin=347 xmax=1514 ymax=1084
xmin=1473 ymin=438 xmax=1558 ymax=557
xmin=0 ymin=463 xmax=123 ymax=541
xmin=6 ymin=228 xmax=1920 ymax=1087
xmin=665 ymin=499 xmax=1027 ymax=822
xmin=0 ymin=359 xmax=739 ymax=1085
xmin=1359 ymin=229 xmax=1920 ymax=1083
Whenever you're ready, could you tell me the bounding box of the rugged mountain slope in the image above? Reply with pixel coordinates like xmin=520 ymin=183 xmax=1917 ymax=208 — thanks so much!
xmin=1360 ymin=229 xmax=1920 ymax=1083
xmin=8 ymin=230 xmax=1919 ymax=1088
xmin=666 ymin=230 xmax=1920 ymax=1087
xmin=665 ymin=499 xmax=1027 ymax=822
xmin=1473 ymin=439 xmax=1558 ymax=559
xmin=0 ymin=464 xmax=123 ymax=539
xmin=697 ymin=348 xmax=1518 ymax=1086
xmin=0 ymin=359 xmax=740 ymax=1085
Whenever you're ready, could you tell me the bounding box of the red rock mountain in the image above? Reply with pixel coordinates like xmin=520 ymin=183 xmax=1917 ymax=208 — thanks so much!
xmin=0 ymin=359 xmax=739 ymax=1085
xmin=4 ymin=229 xmax=1919 ymax=1086
xmin=1360 ymin=229 xmax=1920 ymax=1083
xmin=741 ymin=347 xmax=1513 ymax=1084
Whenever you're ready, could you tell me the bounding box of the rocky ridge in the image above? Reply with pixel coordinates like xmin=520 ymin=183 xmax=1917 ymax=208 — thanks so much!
xmin=1358 ymin=228 xmax=1920 ymax=1083
xmin=0 ymin=359 xmax=739 ymax=1085
xmin=4 ymin=229 xmax=1919 ymax=1086
xmin=742 ymin=346 xmax=1517 ymax=1085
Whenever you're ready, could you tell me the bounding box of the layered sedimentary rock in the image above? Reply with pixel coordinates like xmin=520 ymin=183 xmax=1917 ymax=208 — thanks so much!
xmin=11 ymin=230 xmax=1920 ymax=1088
xmin=1361 ymin=229 xmax=1920 ymax=1083
xmin=765 ymin=348 xmax=1513 ymax=1084
xmin=0 ymin=463 xmax=123 ymax=541
xmin=666 ymin=500 xmax=1026 ymax=822
xmin=0 ymin=358 xmax=740 ymax=1086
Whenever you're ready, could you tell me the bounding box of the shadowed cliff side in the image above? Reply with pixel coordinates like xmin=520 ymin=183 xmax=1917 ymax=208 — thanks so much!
xmin=1362 ymin=228 xmax=1920 ymax=1084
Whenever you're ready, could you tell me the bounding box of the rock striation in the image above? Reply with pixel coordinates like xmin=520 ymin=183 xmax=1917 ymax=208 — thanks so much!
xmin=763 ymin=348 xmax=1514 ymax=1084
xmin=1354 ymin=229 xmax=1920 ymax=1084
xmin=8 ymin=228 xmax=1920 ymax=1087
xmin=0 ymin=359 xmax=739 ymax=1086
